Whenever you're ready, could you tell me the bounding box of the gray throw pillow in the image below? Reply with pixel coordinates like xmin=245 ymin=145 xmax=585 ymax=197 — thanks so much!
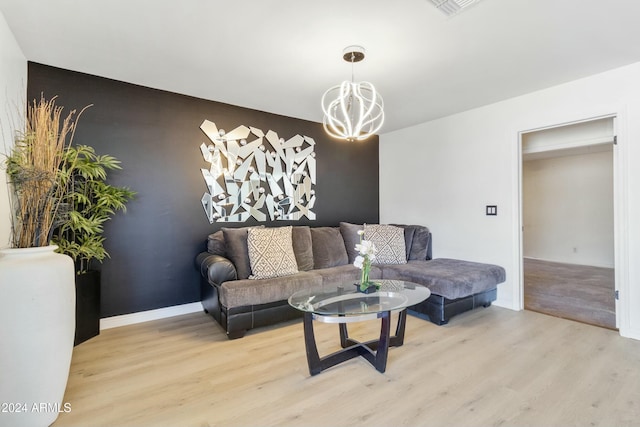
xmin=410 ymin=226 xmax=431 ymax=260
xmin=222 ymin=226 xmax=264 ymax=280
xmin=339 ymin=222 xmax=364 ymax=264
xmin=311 ymin=227 xmax=349 ymax=269
xmin=207 ymin=230 xmax=226 ymax=256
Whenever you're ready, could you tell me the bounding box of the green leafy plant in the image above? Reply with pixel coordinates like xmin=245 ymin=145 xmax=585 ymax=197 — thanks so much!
xmin=52 ymin=145 xmax=135 ymax=274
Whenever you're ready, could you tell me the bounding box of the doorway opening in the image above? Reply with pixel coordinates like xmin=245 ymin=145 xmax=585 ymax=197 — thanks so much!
xmin=521 ymin=117 xmax=616 ymax=330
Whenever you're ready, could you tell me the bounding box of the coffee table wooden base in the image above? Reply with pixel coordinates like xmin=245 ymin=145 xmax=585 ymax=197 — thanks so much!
xmin=302 ymin=309 xmax=407 ymax=375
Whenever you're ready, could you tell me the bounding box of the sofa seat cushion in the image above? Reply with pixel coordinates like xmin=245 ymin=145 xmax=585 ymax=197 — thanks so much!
xmin=313 ymin=264 xmax=383 ymax=286
xmin=219 ymin=271 xmax=322 ymax=309
xmin=380 ymin=258 xmax=506 ymax=300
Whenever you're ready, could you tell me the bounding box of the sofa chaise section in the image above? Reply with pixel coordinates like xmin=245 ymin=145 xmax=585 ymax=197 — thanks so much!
xmin=380 ymin=258 xmax=506 ymax=324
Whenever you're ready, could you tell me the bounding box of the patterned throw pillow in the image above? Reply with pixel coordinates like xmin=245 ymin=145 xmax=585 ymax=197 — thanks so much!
xmin=364 ymin=224 xmax=407 ymax=265
xmin=247 ymin=226 xmax=299 ymax=280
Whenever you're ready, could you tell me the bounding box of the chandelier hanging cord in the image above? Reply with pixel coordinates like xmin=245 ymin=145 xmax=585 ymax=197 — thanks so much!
xmin=350 ymin=51 xmax=356 ymax=83
xmin=349 ymin=52 xmax=356 ymax=125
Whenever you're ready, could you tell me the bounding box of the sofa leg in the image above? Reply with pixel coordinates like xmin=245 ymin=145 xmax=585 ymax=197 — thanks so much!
xmin=482 ymin=302 xmax=492 ymax=308
xmin=226 ymin=330 xmax=246 ymax=340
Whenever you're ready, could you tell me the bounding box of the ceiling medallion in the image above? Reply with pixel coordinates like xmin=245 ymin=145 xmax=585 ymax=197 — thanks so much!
xmin=321 ymin=45 xmax=384 ymax=142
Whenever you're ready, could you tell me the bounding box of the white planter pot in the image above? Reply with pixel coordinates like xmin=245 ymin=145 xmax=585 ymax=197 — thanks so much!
xmin=0 ymin=245 xmax=75 ymax=427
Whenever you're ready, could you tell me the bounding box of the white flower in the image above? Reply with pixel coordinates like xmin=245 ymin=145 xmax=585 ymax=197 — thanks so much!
xmin=357 ymin=229 xmax=365 ymax=236
xmin=359 ymin=240 xmax=377 ymax=256
xmin=355 ymin=236 xmax=377 ymax=270
xmin=354 ymin=255 xmax=364 ymax=269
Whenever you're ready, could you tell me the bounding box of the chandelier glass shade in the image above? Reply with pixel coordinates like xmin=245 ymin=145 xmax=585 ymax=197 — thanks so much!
xmin=321 ymin=46 xmax=384 ymax=142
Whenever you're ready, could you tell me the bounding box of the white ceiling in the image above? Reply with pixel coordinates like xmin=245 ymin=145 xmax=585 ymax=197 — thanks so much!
xmin=2 ymin=0 xmax=640 ymax=133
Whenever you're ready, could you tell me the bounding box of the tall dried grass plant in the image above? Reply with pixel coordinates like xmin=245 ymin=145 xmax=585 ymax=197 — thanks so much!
xmin=5 ymin=95 xmax=90 ymax=248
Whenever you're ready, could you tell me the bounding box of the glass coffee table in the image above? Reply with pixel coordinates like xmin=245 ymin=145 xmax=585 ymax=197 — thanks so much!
xmin=288 ymin=280 xmax=430 ymax=375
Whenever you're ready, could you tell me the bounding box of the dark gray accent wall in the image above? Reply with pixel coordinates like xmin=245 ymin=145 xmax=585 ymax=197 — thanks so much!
xmin=27 ymin=62 xmax=379 ymax=318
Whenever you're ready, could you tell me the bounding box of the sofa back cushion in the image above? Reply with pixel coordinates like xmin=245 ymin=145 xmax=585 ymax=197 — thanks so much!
xmin=310 ymin=227 xmax=348 ymax=269
xmin=292 ymin=226 xmax=314 ymax=271
xmin=247 ymin=226 xmax=298 ymax=279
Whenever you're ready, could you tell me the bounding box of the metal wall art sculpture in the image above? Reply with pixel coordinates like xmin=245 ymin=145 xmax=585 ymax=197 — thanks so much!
xmin=199 ymin=120 xmax=316 ymax=223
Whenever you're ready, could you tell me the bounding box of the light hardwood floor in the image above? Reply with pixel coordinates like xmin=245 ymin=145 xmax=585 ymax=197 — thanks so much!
xmin=53 ymin=307 xmax=640 ymax=427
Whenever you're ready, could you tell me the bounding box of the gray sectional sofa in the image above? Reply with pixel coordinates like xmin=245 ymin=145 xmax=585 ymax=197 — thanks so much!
xmin=195 ymin=223 xmax=506 ymax=339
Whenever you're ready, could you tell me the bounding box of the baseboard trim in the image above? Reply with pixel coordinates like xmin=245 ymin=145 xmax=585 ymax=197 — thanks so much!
xmin=493 ymin=298 xmax=516 ymax=311
xmin=100 ymin=302 xmax=203 ymax=330
xmin=620 ymin=327 xmax=640 ymax=341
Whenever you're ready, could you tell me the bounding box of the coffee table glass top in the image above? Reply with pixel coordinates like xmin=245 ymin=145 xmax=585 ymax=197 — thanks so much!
xmin=288 ymin=280 xmax=430 ymax=316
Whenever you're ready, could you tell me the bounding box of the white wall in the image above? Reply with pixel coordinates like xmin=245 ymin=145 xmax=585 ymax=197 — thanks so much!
xmin=0 ymin=10 xmax=26 ymax=249
xmin=523 ymin=149 xmax=614 ymax=268
xmin=380 ymin=61 xmax=640 ymax=340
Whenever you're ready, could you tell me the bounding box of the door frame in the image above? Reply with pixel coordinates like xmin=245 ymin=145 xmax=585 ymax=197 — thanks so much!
xmin=513 ymin=106 xmax=629 ymax=334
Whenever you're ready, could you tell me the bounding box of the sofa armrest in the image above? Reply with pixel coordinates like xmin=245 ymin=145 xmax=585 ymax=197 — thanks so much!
xmin=195 ymin=252 xmax=238 ymax=285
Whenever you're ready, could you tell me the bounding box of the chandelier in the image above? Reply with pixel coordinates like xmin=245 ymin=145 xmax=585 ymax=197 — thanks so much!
xmin=321 ymin=45 xmax=384 ymax=142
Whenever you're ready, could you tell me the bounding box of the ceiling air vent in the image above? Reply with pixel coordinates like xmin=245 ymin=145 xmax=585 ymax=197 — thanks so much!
xmin=429 ymin=0 xmax=482 ymax=16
